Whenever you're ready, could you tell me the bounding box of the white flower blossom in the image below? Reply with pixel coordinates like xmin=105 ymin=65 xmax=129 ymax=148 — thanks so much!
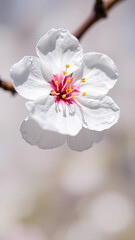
xmin=10 ymin=28 xmax=120 ymax=151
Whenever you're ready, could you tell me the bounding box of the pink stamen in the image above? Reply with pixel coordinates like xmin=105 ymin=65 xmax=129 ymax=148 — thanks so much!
xmin=49 ymin=72 xmax=79 ymax=105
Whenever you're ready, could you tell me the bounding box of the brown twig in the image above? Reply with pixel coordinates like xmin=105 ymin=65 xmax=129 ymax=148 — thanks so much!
xmin=74 ymin=0 xmax=125 ymax=40
xmin=0 ymin=78 xmax=16 ymax=95
xmin=0 ymin=0 xmax=124 ymax=95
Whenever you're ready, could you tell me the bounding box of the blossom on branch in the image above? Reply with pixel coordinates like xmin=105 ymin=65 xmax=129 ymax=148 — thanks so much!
xmin=10 ymin=28 xmax=120 ymax=151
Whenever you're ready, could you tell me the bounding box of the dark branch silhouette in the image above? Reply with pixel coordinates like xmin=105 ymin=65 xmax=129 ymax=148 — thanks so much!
xmin=0 ymin=0 xmax=125 ymax=95
xmin=74 ymin=0 xmax=125 ymax=39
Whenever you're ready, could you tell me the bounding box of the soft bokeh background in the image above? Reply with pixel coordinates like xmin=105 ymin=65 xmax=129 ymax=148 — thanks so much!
xmin=0 ymin=0 xmax=135 ymax=239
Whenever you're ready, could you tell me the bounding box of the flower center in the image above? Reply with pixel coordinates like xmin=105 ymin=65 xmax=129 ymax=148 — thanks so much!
xmin=49 ymin=65 xmax=86 ymax=105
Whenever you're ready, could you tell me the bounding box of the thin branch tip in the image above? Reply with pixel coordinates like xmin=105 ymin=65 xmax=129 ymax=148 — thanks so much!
xmin=0 ymin=78 xmax=16 ymax=95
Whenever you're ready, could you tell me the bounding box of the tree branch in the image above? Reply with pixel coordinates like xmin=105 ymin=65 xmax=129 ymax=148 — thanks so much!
xmin=0 ymin=78 xmax=16 ymax=95
xmin=0 ymin=0 xmax=124 ymax=95
xmin=74 ymin=0 xmax=125 ymax=40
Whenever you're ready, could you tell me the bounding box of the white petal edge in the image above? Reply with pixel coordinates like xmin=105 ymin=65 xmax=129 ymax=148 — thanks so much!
xmin=20 ymin=117 xmax=66 ymax=149
xmin=77 ymin=95 xmax=120 ymax=131
xmin=36 ymin=28 xmax=83 ymax=78
xmin=74 ymin=52 xmax=118 ymax=99
xmin=26 ymin=95 xmax=83 ymax=136
xmin=67 ymin=128 xmax=104 ymax=151
xmin=10 ymin=56 xmax=50 ymax=100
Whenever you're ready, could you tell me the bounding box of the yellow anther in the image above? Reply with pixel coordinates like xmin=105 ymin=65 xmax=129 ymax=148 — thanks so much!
xmin=71 ymin=95 xmax=75 ymax=99
xmin=55 ymin=81 xmax=58 ymax=85
xmin=82 ymin=92 xmax=86 ymax=96
xmin=81 ymin=78 xmax=85 ymax=83
xmin=52 ymin=91 xmax=56 ymax=95
xmin=66 ymin=64 xmax=70 ymax=68
xmin=63 ymin=71 xmax=67 ymax=75
xmin=66 ymin=79 xmax=71 ymax=84
xmin=66 ymin=86 xmax=72 ymax=93
xmin=62 ymin=94 xmax=66 ymax=99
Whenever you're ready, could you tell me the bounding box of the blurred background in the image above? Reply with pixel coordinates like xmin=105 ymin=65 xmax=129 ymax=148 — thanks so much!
xmin=0 ymin=0 xmax=135 ymax=239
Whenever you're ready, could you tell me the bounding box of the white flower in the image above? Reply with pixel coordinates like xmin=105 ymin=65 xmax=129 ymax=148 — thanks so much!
xmin=10 ymin=28 xmax=120 ymax=151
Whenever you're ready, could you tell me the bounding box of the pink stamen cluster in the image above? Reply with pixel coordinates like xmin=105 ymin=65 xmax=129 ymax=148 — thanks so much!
xmin=49 ymin=72 xmax=79 ymax=105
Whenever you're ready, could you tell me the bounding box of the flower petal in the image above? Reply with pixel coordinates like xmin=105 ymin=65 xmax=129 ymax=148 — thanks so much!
xmin=20 ymin=117 xmax=66 ymax=149
xmin=77 ymin=96 xmax=120 ymax=131
xmin=67 ymin=128 xmax=104 ymax=151
xmin=10 ymin=56 xmax=50 ymax=100
xmin=36 ymin=28 xmax=83 ymax=79
xmin=26 ymin=96 xmax=83 ymax=136
xmin=74 ymin=52 xmax=118 ymax=99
